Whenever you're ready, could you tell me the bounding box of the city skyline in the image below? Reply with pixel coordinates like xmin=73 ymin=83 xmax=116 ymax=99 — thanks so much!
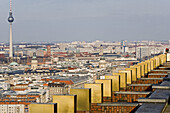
xmin=0 ymin=1 xmax=170 ymax=112
xmin=0 ymin=0 xmax=170 ymax=42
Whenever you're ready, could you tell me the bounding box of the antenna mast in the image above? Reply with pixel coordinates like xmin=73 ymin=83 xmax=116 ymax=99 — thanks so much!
xmin=10 ymin=0 xmax=12 ymax=12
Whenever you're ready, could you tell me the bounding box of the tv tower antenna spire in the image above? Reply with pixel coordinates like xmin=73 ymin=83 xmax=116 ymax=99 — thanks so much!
xmin=8 ymin=0 xmax=14 ymax=59
xmin=10 ymin=0 xmax=12 ymax=12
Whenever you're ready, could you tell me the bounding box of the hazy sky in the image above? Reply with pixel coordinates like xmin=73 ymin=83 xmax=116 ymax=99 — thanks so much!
xmin=0 ymin=0 xmax=170 ymax=42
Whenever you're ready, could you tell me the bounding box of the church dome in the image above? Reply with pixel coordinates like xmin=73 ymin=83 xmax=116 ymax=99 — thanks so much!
xmin=9 ymin=62 xmax=18 ymax=66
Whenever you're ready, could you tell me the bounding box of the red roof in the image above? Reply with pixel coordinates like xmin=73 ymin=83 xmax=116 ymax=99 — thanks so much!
xmin=53 ymin=52 xmax=67 ymax=54
xmin=0 ymin=54 xmax=5 ymax=58
xmin=0 ymin=102 xmax=31 ymax=105
xmin=59 ymin=80 xmax=74 ymax=85
xmin=43 ymin=83 xmax=48 ymax=86
xmin=42 ymin=79 xmax=74 ymax=85
xmin=13 ymin=89 xmax=26 ymax=91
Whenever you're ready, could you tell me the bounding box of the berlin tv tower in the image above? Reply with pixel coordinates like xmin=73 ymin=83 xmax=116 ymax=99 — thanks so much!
xmin=8 ymin=0 xmax=14 ymax=59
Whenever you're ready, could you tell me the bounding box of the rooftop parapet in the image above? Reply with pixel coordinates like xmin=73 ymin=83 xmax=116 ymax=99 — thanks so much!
xmin=167 ymin=53 xmax=170 ymax=61
xmin=131 ymin=65 xmax=141 ymax=78
xmin=125 ymin=67 xmax=137 ymax=81
xmin=29 ymin=103 xmax=57 ymax=113
xmin=84 ymin=83 xmax=103 ymax=104
xmin=53 ymin=95 xmax=76 ymax=113
xmin=95 ymin=79 xmax=112 ymax=97
xmin=40 ymin=54 xmax=169 ymax=113
xmin=70 ymin=88 xmax=91 ymax=112
xmin=105 ymin=75 xmax=120 ymax=91
xmin=112 ymin=73 xmax=127 ymax=88
xmin=119 ymin=70 xmax=132 ymax=84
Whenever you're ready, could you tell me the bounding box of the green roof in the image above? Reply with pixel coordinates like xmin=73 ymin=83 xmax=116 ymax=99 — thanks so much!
xmin=10 ymin=62 xmax=18 ymax=66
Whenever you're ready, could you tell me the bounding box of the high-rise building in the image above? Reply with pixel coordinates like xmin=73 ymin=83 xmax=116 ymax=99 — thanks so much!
xmin=121 ymin=40 xmax=127 ymax=53
xmin=136 ymin=47 xmax=151 ymax=60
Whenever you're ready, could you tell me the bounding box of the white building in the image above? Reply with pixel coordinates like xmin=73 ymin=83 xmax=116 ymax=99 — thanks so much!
xmin=0 ymin=104 xmax=25 ymax=113
xmin=0 ymin=83 xmax=10 ymax=90
xmin=136 ymin=47 xmax=151 ymax=59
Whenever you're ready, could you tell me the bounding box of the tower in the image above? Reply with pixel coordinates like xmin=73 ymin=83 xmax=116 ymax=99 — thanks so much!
xmin=8 ymin=0 xmax=14 ymax=59
xmin=46 ymin=45 xmax=51 ymax=57
xmin=99 ymin=44 xmax=103 ymax=56
xmin=121 ymin=40 xmax=126 ymax=53
xmin=31 ymin=52 xmax=38 ymax=70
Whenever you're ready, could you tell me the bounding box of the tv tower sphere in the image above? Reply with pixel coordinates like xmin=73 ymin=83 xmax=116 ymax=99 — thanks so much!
xmin=8 ymin=12 xmax=14 ymax=23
